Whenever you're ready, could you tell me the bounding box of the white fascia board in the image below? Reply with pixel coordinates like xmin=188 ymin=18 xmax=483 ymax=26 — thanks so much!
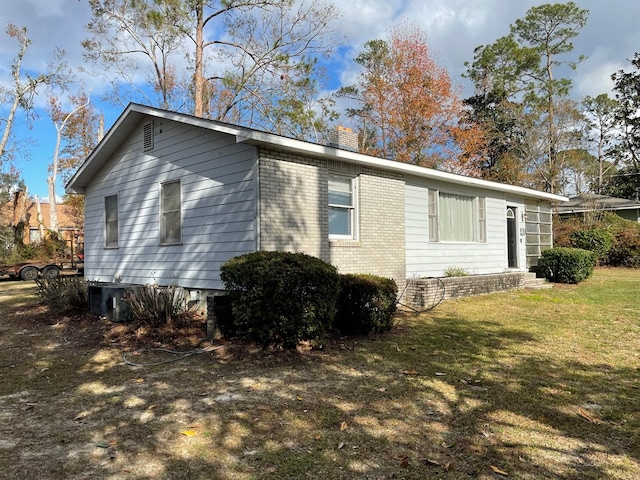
xmin=236 ymin=130 xmax=568 ymax=203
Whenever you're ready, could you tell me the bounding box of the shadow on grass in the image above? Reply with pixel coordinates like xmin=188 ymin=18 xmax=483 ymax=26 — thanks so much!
xmin=1 ymin=306 xmax=639 ymax=479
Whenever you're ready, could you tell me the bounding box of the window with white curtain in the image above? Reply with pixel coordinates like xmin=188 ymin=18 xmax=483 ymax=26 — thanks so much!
xmin=428 ymin=190 xmax=486 ymax=243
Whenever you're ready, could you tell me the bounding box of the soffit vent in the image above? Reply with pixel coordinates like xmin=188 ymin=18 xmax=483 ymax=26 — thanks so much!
xmin=143 ymin=121 xmax=154 ymax=151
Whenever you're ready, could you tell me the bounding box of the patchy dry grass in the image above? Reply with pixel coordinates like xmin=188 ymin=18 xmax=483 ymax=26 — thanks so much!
xmin=0 ymin=269 xmax=639 ymax=479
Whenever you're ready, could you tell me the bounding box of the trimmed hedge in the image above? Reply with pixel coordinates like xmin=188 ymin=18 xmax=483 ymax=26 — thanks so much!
xmin=220 ymin=251 xmax=340 ymax=350
xmin=334 ymin=274 xmax=398 ymax=335
xmin=538 ymin=247 xmax=596 ymax=284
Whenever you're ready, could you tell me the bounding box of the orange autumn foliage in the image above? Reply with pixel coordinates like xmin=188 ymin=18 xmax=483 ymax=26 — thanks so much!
xmin=358 ymin=23 xmax=485 ymax=175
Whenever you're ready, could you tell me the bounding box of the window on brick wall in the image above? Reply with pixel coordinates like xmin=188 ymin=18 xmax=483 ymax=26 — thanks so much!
xmin=328 ymin=173 xmax=358 ymax=240
xmin=428 ymin=190 xmax=486 ymax=243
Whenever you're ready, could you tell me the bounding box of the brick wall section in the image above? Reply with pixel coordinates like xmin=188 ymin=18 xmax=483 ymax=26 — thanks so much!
xmin=329 ymin=166 xmax=405 ymax=286
xmin=258 ymin=148 xmax=406 ymax=287
xmin=258 ymin=149 xmax=329 ymax=259
xmin=402 ymin=272 xmax=547 ymax=310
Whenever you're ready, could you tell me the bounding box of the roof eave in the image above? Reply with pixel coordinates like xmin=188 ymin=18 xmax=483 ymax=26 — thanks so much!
xmin=236 ymin=130 xmax=568 ymax=203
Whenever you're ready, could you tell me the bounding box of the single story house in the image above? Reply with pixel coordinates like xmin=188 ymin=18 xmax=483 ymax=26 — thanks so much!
xmin=66 ymin=103 xmax=566 ymax=308
xmin=554 ymin=194 xmax=640 ymax=222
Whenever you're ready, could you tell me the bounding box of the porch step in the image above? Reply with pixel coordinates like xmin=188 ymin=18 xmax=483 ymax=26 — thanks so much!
xmin=521 ymin=273 xmax=553 ymax=290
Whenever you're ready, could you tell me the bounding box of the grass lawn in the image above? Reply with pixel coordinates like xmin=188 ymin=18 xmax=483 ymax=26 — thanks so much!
xmin=0 ymin=268 xmax=639 ymax=479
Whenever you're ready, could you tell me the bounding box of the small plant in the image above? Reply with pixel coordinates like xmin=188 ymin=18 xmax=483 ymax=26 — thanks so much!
xmin=538 ymin=247 xmax=596 ymax=284
xmin=334 ymin=274 xmax=398 ymax=335
xmin=124 ymin=285 xmax=193 ymax=327
xmin=220 ymin=251 xmax=340 ymax=350
xmin=444 ymin=266 xmax=469 ymax=277
xmin=35 ymin=275 xmax=88 ymax=314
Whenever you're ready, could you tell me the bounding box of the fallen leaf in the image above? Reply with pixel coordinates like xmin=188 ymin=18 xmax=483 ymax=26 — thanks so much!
xmin=337 ymin=442 xmax=345 ymax=449
xmin=133 ymin=378 xmax=145 ymax=384
xmin=181 ymin=430 xmax=198 ymax=437
xmin=490 ymin=465 xmax=509 ymax=476
xmin=23 ymin=402 xmax=37 ymax=410
xmin=399 ymin=456 xmax=410 ymax=468
xmin=340 ymin=421 xmax=348 ymax=431
xmin=578 ymin=408 xmax=601 ymax=424
xmin=296 ymin=396 xmax=303 ymax=401
xmin=74 ymin=411 xmax=89 ymax=421
xmin=403 ymin=369 xmax=419 ymax=376
xmin=378 ymin=387 xmax=387 ymax=392
xmin=444 ymin=462 xmax=452 ymax=471
xmin=435 ymin=372 xmax=447 ymax=376
xmin=424 ymin=458 xmax=440 ymax=466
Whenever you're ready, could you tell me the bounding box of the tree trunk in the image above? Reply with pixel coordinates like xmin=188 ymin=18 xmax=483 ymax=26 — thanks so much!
xmin=35 ymin=195 xmax=45 ymax=240
xmin=193 ymin=0 xmax=205 ymax=118
xmin=12 ymin=189 xmax=27 ymax=246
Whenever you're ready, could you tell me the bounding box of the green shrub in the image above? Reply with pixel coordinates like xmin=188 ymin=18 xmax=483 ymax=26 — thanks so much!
xmin=606 ymin=227 xmax=640 ymax=267
xmin=35 ymin=276 xmax=88 ymax=314
xmin=220 ymin=251 xmax=340 ymax=350
xmin=123 ymin=285 xmax=193 ymax=327
xmin=334 ymin=274 xmax=398 ymax=336
xmin=538 ymin=247 xmax=596 ymax=284
xmin=569 ymin=228 xmax=613 ymax=263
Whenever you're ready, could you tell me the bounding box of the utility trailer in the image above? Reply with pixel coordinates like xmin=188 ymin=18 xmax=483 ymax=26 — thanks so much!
xmin=0 ymin=261 xmax=65 ymax=281
xmin=0 ymin=240 xmax=84 ymax=281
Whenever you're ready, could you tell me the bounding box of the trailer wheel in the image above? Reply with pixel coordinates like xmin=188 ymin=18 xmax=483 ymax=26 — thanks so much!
xmin=42 ymin=266 xmax=60 ymax=279
xmin=19 ymin=266 xmax=38 ymax=281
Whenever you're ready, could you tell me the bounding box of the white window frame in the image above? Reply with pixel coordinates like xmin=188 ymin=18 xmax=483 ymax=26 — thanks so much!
xmin=428 ymin=189 xmax=486 ymax=244
xmin=105 ymin=194 xmax=119 ymax=248
xmin=160 ymin=180 xmax=182 ymax=245
xmin=328 ymin=173 xmax=358 ymax=241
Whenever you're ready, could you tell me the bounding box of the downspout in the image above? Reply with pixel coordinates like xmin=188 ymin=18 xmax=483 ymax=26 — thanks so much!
xmin=254 ymin=148 xmax=261 ymax=252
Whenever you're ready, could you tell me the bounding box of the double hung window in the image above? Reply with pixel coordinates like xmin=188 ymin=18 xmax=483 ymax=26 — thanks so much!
xmin=328 ymin=174 xmax=357 ymax=240
xmin=105 ymin=194 xmax=119 ymax=248
xmin=160 ymin=180 xmax=182 ymax=244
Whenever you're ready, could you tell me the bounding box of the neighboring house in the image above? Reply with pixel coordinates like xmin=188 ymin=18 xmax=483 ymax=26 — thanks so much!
xmin=0 ymin=195 xmax=83 ymax=246
xmin=555 ymin=194 xmax=640 ymax=222
xmin=66 ymin=103 xmax=566 ymax=296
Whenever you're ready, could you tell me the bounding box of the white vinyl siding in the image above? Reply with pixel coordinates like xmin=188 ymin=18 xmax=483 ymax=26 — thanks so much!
xmin=160 ymin=180 xmax=181 ymax=245
xmin=406 ymin=179 xmax=512 ymax=277
xmin=328 ymin=174 xmax=358 ymax=240
xmin=82 ymin=118 xmax=257 ymax=289
xmin=105 ymin=194 xmax=118 ymax=248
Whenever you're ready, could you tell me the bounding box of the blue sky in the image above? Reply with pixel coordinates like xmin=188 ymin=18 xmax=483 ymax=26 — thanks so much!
xmin=2 ymin=0 xmax=640 ymax=199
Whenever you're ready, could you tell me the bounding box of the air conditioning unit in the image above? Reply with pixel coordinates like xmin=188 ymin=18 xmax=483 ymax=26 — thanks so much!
xmin=88 ymin=283 xmax=140 ymax=322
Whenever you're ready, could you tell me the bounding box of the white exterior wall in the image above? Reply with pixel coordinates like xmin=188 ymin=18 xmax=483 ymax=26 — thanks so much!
xmin=405 ymin=177 xmax=529 ymax=278
xmin=83 ymin=118 xmax=257 ymax=290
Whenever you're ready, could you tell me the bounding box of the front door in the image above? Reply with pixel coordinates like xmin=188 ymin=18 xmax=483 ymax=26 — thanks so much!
xmin=506 ymin=207 xmax=518 ymax=268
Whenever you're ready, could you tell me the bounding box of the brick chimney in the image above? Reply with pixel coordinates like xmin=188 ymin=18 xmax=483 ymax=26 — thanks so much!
xmin=328 ymin=126 xmax=359 ymax=152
